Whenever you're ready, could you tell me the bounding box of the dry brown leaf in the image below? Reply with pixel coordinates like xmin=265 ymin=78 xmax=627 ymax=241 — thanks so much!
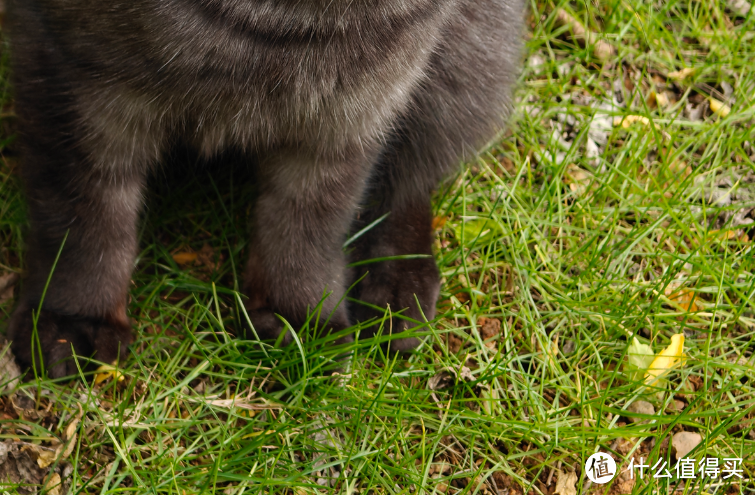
xmin=428 ymin=366 xmax=474 ymax=391
xmin=44 ymin=472 xmax=62 ymax=495
xmin=60 ymin=405 xmax=83 ymax=461
xmin=27 ymin=445 xmax=57 ymax=469
xmin=0 ymin=338 xmax=21 ymax=393
xmin=187 ymin=395 xmax=281 ymax=412
xmin=710 ymin=229 xmax=750 ymax=243
xmin=196 ymin=243 xmax=218 ymax=270
xmin=172 ymin=252 xmax=198 ymax=265
xmin=478 ymin=317 xmax=501 ymax=349
xmin=554 ymin=9 xmax=614 ymax=61
xmin=554 ymin=470 xmax=578 ymax=495
xmin=432 ymin=216 xmax=448 ymax=230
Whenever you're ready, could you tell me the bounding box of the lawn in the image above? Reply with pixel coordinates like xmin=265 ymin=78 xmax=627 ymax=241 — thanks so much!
xmin=1 ymin=0 xmax=754 ymax=494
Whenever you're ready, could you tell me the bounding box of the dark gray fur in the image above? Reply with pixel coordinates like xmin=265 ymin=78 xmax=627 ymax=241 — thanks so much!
xmin=6 ymin=0 xmax=524 ymax=377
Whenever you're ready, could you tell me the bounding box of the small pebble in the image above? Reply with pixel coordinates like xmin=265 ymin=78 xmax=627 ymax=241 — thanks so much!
xmin=672 ymin=432 xmax=702 ymax=460
xmin=666 ymin=400 xmax=686 ymax=413
xmin=627 ymin=400 xmax=655 ymax=423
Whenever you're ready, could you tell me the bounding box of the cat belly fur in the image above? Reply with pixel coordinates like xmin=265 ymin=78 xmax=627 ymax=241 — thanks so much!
xmin=6 ymin=0 xmax=524 ymax=375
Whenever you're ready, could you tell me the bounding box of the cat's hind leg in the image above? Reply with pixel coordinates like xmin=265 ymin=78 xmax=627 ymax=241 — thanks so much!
xmin=348 ymin=0 xmax=524 ymax=352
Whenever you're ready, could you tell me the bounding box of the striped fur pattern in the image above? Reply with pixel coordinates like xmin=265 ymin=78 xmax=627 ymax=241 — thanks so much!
xmin=7 ymin=0 xmax=524 ymax=377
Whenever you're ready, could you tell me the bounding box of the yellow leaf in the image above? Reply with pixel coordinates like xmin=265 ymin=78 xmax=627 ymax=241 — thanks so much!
xmin=35 ymin=447 xmax=57 ymax=468
xmin=655 ymin=91 xmax=669 ymax=108
xmin=172 ymin=252 xmax=198 ymax=265
xmin=664 ymin=287 xmax=701 ymax=312
xmin=644 ymin=334 xmax=685 ymax=383
xmin=613 ymin=115 xmax=651 ymax=128
xmin=709 ymin=229 xmax=749 ymax=243
xmin=709 ymin=98 xmax=731 ymax=117
xmin=94 ymin=363 xmax=124 ymax=386
xmin=668 ymin=68 xmax=695 ymax=80
xmin=649 ymin=91 xmax=670 ymax=109
xmin=242 ymin=429 xmax=277 ymax=439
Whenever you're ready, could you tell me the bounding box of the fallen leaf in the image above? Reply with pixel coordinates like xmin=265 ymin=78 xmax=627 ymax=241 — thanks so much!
xmin=649 ymin=90 xmax=670 ymax=109
xmin=709 ymin=98 xmax=731 ymax=118
xmin=453 ymin=219 xmax=502 ymax=245
xmin=645 ymin=334 xmax=685 ymax=384
xmin=554 ymin=9 xmax=614 ymax=61
xmin=60 ymin=404 xmax=83 ymax=461
xmin=172 ymin=252 xmax=198 ymax=265
xmin=432 ymin=216 xmax=448 ymax=230
xmin=668 ymin=68 xmax=695 ymax=81
xmin=428 ymin=366 xmax=474 ymax=391
xmin=242 ymin=429 xmax=277 ymax=439
xmin=94 ymin=363 xmax=124 ymax=386
xmin=564 ymin=165 xmax=594 ymax=198
xmin=626 ymin=337 xmax=655 ymax=382
xmin=613 ymin=115 xmax=651 ymax=129
xmin=554 ymin=470 xmax=577 ymax=495
xmin=44 ymin=472 xmax=62 ymax=495
xmin=33 ymin=446 xmax=57 ymax=469
xmin=0 ymin=338 xmax=21 ymax=393
xmin=664 ymin=286 xmax=701 ymax=312
xmin=196 ymin=243 xmax=218 ymax=270
xmin=709 ymin=229 xmax=749 ymax=243
xmin=478 ymin=317 xmax=501 ymax=349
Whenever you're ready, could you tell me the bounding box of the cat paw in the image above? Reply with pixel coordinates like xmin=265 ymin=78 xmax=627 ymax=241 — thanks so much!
xmin=350 ymin=257 xmax=440 ymax=352
xmin=242 ymin=308 xmax=354 ymax=347
xmin=8 ymin=306 xmax=132 ymax=379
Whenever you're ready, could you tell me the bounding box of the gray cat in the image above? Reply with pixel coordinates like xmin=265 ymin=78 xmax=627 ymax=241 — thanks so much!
xmin=6 ymin=0 xmax=524 ymax=378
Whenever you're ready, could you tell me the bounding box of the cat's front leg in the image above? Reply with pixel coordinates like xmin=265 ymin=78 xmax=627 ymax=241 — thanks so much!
xmin=9 ymin=162 xmax=146 ymax=378
xmin=7 ymin=46 xmax=155 ymax=377
xmin=242 ymin=148 xmax=373 ymax=346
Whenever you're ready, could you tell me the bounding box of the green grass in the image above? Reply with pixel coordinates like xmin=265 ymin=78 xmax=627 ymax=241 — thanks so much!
xmin=2 ymin=1 xmax=755 ymax=494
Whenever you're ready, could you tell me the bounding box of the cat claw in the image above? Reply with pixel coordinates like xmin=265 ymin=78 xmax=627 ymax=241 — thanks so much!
xmin=8 ymin=306 xmax=132 ymax=379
